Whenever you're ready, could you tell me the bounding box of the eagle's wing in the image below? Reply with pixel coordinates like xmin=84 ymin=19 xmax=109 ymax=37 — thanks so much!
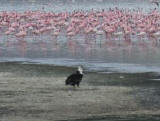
xmin=65 ymin=74 xmax=75 ymax=85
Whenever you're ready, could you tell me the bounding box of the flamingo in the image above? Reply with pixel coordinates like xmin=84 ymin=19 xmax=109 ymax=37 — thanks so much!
xmin=15 ymin=30 xmax=27 ymax=38
xmin=0 ymin=9 xmax=160 ymax=49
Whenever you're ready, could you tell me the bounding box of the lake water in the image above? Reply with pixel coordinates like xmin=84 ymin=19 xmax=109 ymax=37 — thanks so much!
xmin=0 ymin=0 xmax=160 ymax=74
xmin=0 ymin=0 xmax=158 ymax=12
xmin=0 ymin=0 xmax=160 ymax=73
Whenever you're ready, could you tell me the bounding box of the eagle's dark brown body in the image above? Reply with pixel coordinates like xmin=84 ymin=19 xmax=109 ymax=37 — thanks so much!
xmin=65 ymin=67 xmax=83 ymax=87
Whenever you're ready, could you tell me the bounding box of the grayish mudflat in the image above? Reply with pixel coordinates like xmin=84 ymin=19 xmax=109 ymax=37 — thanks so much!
xmin=0 ymin=62 xmax=160 ymax=121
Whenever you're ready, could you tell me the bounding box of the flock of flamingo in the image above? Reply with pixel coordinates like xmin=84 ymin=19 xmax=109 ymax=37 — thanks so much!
xmin=1 ymin=8 xmax=160 ymax=49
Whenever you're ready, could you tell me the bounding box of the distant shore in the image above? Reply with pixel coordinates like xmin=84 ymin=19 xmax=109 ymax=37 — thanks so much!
xmin=0 ymin=62 xmax=160 ymax=121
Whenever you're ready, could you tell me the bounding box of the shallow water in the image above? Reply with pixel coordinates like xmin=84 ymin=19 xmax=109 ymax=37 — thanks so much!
xmin=0 ymin=0 xmax=160 ymax=73
xmin=0 ymin=0 xmax=157 ymax=12
xmin=1 ymin=57 xmax=160 ymax=74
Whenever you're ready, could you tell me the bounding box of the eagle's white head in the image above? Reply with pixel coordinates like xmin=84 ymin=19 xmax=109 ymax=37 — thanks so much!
xmin=78 ymin=66 xmax=83 ymax=74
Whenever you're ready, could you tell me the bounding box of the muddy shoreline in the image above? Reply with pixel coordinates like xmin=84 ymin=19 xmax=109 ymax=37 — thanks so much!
xmin=0 ymin=62 xmax=160 ymax=121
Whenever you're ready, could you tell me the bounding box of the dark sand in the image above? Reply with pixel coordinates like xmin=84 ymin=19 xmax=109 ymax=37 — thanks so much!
xmin=0 ymin=62 xmax=160 ymax=121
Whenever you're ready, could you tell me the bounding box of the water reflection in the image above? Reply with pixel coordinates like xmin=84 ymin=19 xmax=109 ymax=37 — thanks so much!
xmin=0 ymin=32 xmax=160 ymax=65
xmin=0 ymin=0 xmax=159 ymax=68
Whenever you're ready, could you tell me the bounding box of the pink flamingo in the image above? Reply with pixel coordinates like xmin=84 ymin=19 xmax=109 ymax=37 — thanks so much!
xmin=15 ymin=30 xmax=27 ymax=38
